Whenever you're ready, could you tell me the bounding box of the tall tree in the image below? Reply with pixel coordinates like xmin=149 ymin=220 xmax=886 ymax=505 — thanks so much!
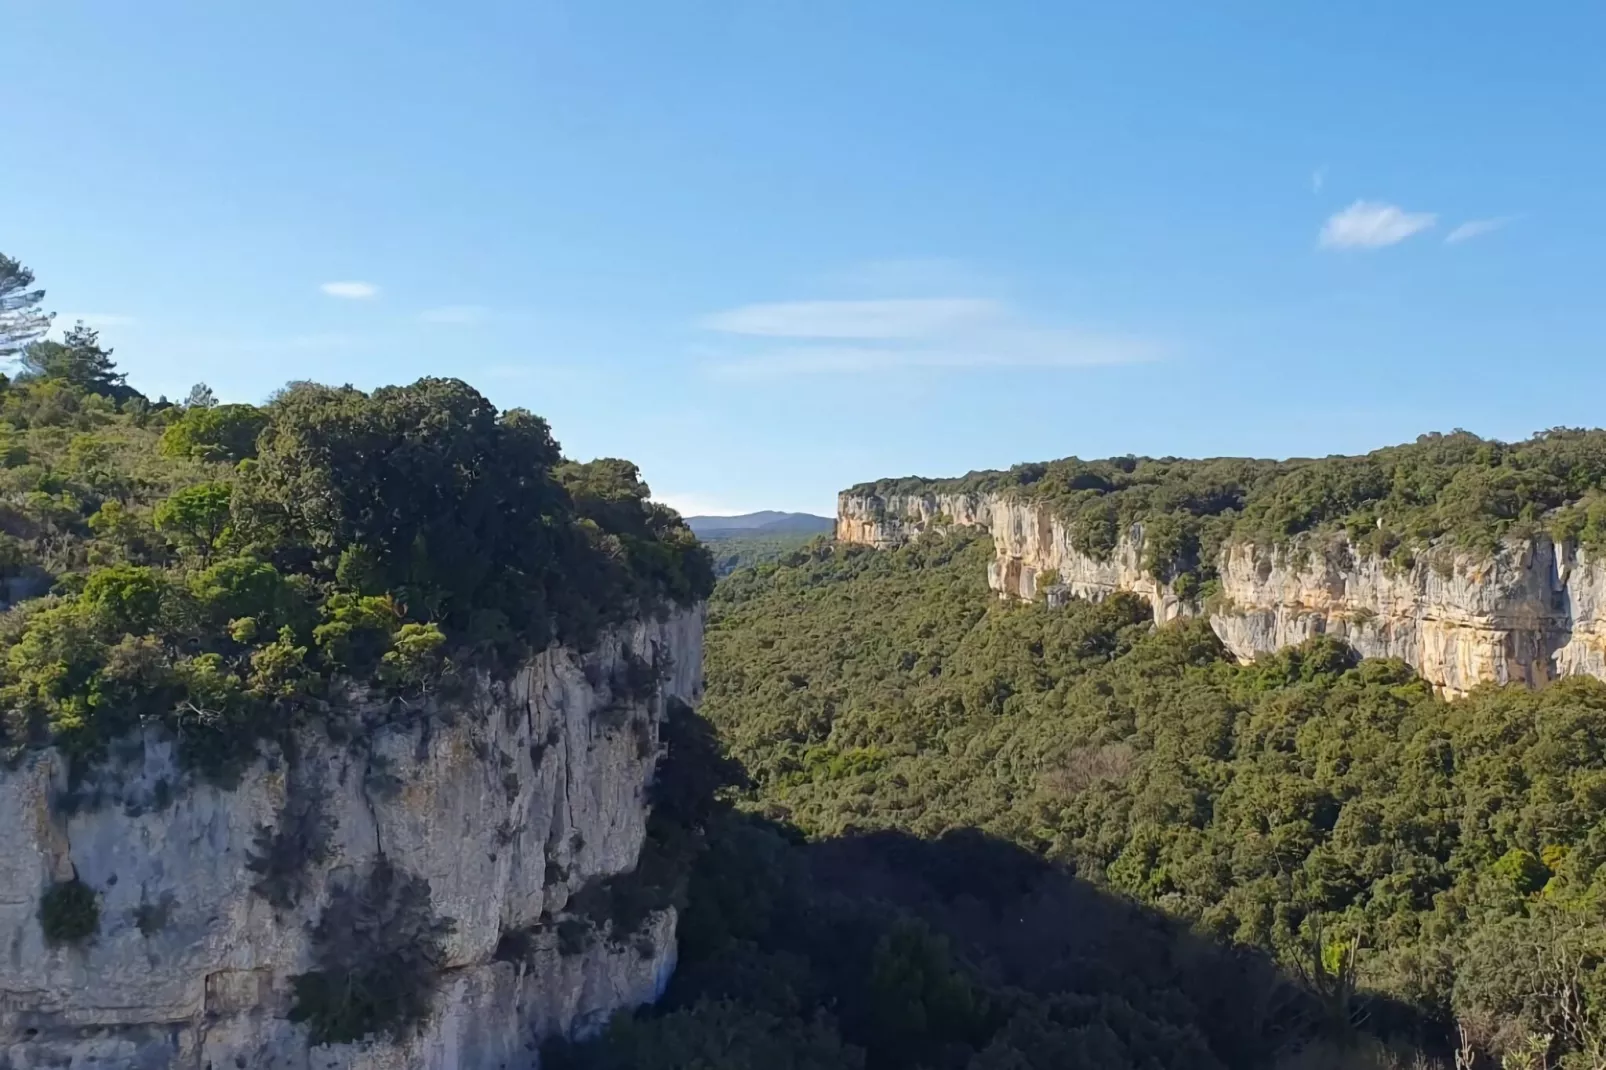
xmin=185 ymin=382 xmax=218 ymax=409
xmin=0 ymin=254 xmax=52 ymax=358
xmin=19 ymin=321 xmax=131 ymax=397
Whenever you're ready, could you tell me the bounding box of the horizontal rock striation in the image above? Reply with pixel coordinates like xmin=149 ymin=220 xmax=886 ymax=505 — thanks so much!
xmin=0 ymin=607 xmax=704 ymax=1070
xmin=838 ymin=490 xmax=1606 ymax=695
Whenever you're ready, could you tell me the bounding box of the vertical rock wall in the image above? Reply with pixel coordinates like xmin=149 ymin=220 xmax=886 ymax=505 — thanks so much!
xmin=0 ymin=607 xmax=704 ymax=1069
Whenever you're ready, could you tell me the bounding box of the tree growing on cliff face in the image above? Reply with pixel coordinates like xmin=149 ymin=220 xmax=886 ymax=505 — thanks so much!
xmin=0 ymin=254 xmax=52 ymax=358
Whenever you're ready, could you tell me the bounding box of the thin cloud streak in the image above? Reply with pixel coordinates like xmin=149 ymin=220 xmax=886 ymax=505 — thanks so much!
xmin=700 ymin=268 xmax=1163 ymax=381
xmin=1318 ymin=201 xmax=1436 ymax=249
xmin=1445 ymin=216 xmax=1517 ymax=244
xmin=1311 ymin=165 xmax=1327 ymax=193
xmin=701 ymin=298 xmax=1001 ymax=339
xmin=706 ymin=336 xmax=1161 ymax=381
xmin=321 ymin=281 xmax=380 ymax=299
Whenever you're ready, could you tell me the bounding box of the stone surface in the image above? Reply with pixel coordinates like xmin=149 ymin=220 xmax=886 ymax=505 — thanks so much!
xmin=0 ymin=607 xmax=704 ymax=1069
xmin=839 ymin=490 xmax=1606 ymax=695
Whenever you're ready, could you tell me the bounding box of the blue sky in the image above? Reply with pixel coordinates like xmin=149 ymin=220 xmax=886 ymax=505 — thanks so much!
xmin=4 ymin=3 xmax=1604 ymax=516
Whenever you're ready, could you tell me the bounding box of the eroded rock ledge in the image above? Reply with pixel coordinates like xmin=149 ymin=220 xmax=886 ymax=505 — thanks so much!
xmin=0 ymin=607 xmax=704 ymax=1070
xmin=839 ymin=491 xmax=1606 ymax=695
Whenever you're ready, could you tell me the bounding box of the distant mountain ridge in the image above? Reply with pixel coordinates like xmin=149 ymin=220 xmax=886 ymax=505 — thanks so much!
xmin=684 ymin=511 xmax=834 ymax=538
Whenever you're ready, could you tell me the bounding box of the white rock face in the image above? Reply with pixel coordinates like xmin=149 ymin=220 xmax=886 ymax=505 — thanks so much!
xmin=839 ymin=490 xmax=1606 ymax=695
xmin=0 ymin=607 xmax=704 ymax=1069
xmin=836 ymin=493 xmax=1190 ymax=621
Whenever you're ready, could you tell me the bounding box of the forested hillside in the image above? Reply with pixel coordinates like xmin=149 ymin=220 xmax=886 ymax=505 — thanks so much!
xmin=701 ymin=528 xmax=823 ymax=577
xmin=561 ymin=532 xmax=1606 ymax=1069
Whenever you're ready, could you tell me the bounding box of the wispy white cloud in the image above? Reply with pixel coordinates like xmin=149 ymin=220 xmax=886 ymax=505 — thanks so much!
xmin=701 ymin=298 xmax=1001 ymax=339
xmin=1445 ymin=216 xmax=1517 ymax=244
xmin=1311 ymin=165 xmax=1327 ymax=194
xmin=701 ymin=266 xmax=1164 ymax=380
xmin=1319 ymin=201 xmax=1437 ymax=249
xmin=418 ymin=305 xmax=490 ymax=325
xmin=320 ymin=281 xmax=380 ymax=299
xmin=705 ymin=332 xmax=1161 ymax=381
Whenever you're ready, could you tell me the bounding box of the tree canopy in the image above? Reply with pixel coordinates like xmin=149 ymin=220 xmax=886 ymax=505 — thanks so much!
xmin=0 ymin=259 xmax=711 ymax=782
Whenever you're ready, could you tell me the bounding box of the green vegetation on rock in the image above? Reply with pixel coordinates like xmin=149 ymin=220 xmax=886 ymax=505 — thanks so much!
xmin=39 ymin=876 xmax=99 ymax=946
xmin=288 ymin=858 xmax=455 ymax=1045
xmin=851 ymin=428 xmax=1606 ymax=582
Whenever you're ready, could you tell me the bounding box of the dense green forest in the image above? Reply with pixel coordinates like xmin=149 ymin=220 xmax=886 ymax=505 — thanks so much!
xmin=0 ymin=252 xmax=711 ymax=783
xmin=702 ymin=529 xmax=822 ymax=576
xmin=851 ymin=430 xmax=1606 ymax=587
xmin=561 ymin=532 xmax=1606 ymax=1069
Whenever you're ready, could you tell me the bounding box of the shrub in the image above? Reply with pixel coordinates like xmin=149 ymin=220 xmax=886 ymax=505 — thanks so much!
xmin=246 ymin=785 xmax=335 ymax=910
xmin=158 ymin=402 xmax=267 ymax=462
xmin=289 ymin=859 xmax=455 ymax=1045
xmin=379 ymin=621 xmax=448 ymax=688
xmin=556 ymin=917 xmax=593 ymax=957
xmin=39 ymin=877 xmax=99 ymax=946
xmin=154 ymin=481 xmax=233 ymax=563
xmin=81 ymin=563 xmax=166 ymax=634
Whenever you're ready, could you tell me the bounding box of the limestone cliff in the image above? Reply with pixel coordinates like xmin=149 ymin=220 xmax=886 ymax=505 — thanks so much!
xmin=0 ymin=607 xmax=704 ymax=1070
xmin=838 ymin=490 xmax=1606 ymax=695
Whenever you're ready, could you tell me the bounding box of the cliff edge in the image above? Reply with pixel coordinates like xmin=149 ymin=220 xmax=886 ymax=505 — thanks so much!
xmin=839 ymin=490 xmax=1606 ymax=695
xmin=0 ymin=607 xmax=703 ymax=1070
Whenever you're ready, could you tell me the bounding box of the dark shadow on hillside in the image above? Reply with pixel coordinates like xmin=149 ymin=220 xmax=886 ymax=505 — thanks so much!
xmin=793 ymin=825 xmax=1449 ymax=1068
xmin=555 ymin=700 xmax=1450 ymax=1070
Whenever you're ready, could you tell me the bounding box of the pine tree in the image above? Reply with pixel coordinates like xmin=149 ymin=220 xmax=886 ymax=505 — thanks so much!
xmin=185 ymin=382 xmax=219 ymax=409
xmin=19 ymin=321 xmax=131 ymax=397
xmin=0 ymin=254 xmax=53 ymax=358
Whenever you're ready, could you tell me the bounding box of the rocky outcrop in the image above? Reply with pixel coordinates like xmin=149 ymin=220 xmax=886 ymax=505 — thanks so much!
xmin=836 ymin=492 xmax=1189 ymax=621
xmin=838 ymin=490 xmax=1606 ymax=695
xmin=0 ymin=608 xmax=704 ymax=1070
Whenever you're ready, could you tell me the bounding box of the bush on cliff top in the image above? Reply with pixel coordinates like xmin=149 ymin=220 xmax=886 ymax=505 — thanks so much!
xmin=848 ymin=427 xmax=1606 ymax=581
xmin=0 ymin=253 xmax=712 ymax=781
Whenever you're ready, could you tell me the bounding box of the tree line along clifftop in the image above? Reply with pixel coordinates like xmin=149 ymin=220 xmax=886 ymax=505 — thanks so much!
xmin=0 ymin=252 xmax=713 ymax=785
xmin=840 ymin=433 xmax=1606 ymax=695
